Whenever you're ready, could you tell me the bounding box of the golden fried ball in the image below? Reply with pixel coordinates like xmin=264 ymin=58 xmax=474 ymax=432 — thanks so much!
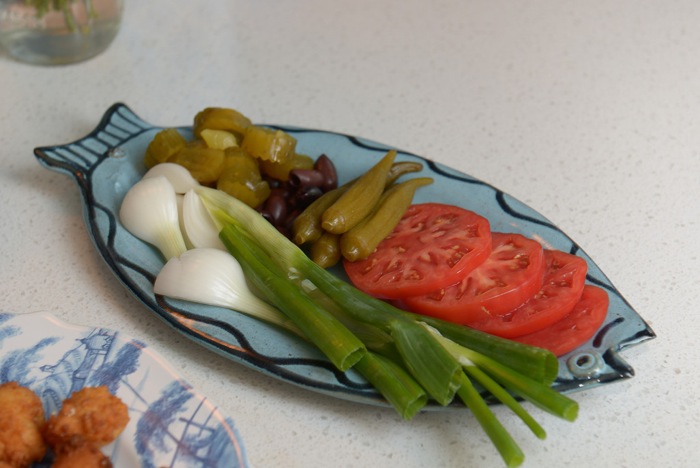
xmin=43 ymin=386 xmax=129 ymax=450
xmin=0 ymin=382 xmax=47 ymax=467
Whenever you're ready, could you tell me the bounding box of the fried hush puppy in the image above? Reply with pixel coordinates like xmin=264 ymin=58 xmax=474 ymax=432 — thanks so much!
xmin=0 ymin=382 xmax=47 ymax=468
xmin=43 ymin=386 xmax=129 ymax=450
xmin=0 ymin=384 xmax=128 ymax=467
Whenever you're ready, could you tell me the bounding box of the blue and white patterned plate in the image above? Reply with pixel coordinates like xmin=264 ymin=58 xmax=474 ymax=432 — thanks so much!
xmin=33 ymin=103 xmax=655 ymax=409
xmin=0 ymin=311 xmax=248 ymax=468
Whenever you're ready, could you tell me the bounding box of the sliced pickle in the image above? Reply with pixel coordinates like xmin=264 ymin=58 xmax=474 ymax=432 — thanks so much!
xmin=144 ymin=128 xmax=187 ymax=169
xmin=241 ymin=125 xmax=297 ymax=164
xmin=193 ymin=107 xmax=252 ymax=141
xmin=200 ymin=129 xmax=239 ymax=150
xmin=217 ymin=174 xmax=271 ymax=208
xmin=167 ymin=140 xmax=224 ymax=185
xmin=259 ymin=153 xmax=314 ymax=181
xmin=217 ymin=147 xmax=270 ymax=207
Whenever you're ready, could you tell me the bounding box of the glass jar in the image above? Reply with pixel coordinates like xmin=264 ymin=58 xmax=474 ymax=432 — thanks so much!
xmin=0 ymin=0 xmax=123 ymax=66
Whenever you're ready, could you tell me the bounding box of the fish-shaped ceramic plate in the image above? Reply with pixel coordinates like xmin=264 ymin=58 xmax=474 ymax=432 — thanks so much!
xmin=0 ymin=311 xmax=248 ymax=467
xmin=34 ymin=103 xmax=655 ymax=409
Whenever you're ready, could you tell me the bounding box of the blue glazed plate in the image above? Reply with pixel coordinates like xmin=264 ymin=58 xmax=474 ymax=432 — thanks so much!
xmin=34 ymin=103 xmax=655 ymax=408
xmin=0 ymin=311 xmax=248 ymax=468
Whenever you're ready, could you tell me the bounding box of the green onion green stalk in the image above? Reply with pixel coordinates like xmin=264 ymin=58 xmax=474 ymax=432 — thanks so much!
xmin=192 ymin=185 xmax=579 ymax=467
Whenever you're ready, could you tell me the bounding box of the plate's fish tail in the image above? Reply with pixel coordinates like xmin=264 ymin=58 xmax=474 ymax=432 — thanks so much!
xmin=33 ymin=103 xmax=152 ymax=186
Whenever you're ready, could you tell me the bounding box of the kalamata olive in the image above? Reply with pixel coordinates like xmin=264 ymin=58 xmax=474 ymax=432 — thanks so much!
xmin=282 ymin=208 xmax=302 ymax=233
xmin=293 ymin=186 xmax=324 ymax=209
xmin=314 ymin=154 xmax=338 ymax=191
xmin=263 ymin=193 xmax=288 ymax=226
xmin=259 ymin=210 xmax=275 ymax=224
xmin=289 ymin=169 xmax=325 ymax=189
xmin=269 ymin=185 xmax=291 ymax=199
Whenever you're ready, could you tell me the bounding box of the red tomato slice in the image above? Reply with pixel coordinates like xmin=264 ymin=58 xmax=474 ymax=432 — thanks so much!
xmin=466 ymin=249 xmax=588 ymax=338
xmin=398 ymin=232 xmax=545 ymax=324
xmin=343 ymin=203 xmax=492 ymax=299
xmin=513 ymin=285 xmax=609 ymax=356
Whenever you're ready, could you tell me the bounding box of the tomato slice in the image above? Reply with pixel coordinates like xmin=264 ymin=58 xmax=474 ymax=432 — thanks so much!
xmin=466 ymin=249 xmax=588 ymax=338
xmin=343 ymin=203 xmax=492 ymax=299
xmin=398 ymin=232 xmax=545 ymax=324
xmin=513 ymin=285 xmax=609 ymax=356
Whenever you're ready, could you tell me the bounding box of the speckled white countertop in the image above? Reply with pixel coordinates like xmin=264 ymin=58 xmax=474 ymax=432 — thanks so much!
xmin=1 ymin=1 xmax=698 ymax=467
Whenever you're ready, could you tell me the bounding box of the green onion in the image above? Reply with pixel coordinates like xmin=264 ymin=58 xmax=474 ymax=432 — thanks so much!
xmin=415 ymin=316 xmax=559 ymax=385
xmin=388 ymin=319 xmax=461 ymax=406
xmin=463 ymin=365 xmax=546 ymax=440
xmin=428 ymin=325 xmax=578 ymax=422
xmin=219 ymin=223 xmax=366 ymax=372
xmin=475 ymin=352 xmax=578 ymax=422
xmin=153 ymin=247 xmax=302 ymax=336
xmin=428 ymin=323 xmax=547 ymax=438
xmin=456 ymin=373 xmax=525 ymax=468
xmin=195 ymin=185 xmax=556 ymax=382
xmin=191 ymin=185 xmax=581 ymax=467
xmin=353 ymin=352 xmax=428 ymax=420
xmin=216 ymin=208 xmax=462 ymax=406
xmin=219 ymin=221 xmax=461 ymax=405
xmin=120 ymin=176 xmax=187 ymax=260
xmin=218 ymin=221 xmax=433 ymax=417
xmin=115 ymin=158 xmax=587 ymax=468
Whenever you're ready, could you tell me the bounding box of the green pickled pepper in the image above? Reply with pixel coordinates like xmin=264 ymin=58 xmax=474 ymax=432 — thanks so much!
xmin=386 ymin=161 xmax=424 ymax=185
xmin=340 ymin=177 xmax=433 ymax=262
xmin=310 ymin=231 xmax=342 ymax=268
xmin=292 ymin=160 xmax=423 ymax=246
xmin=292 ymin=185 xmax=349 ymax=245
xmin=321 ymin=150 xmax=397 ymax=234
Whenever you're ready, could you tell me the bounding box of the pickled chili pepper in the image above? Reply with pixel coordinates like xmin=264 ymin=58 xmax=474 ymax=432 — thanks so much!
xmin=386 ymin=161 xmax=424 ymax=185
xmin=321 ymin=150 xmax=397 ymax=234
xmin=292 ymin=185 xmax=349 ymax=245
xmin=144 ymin=128 xmax=187 ymax=169
xmin=340 ymin=177 xmax=434 ymax=262
xmin=310 ymin=231 xmax=342 ymax=269
xmin=293 ymin=160 xmax=421 ymax=245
